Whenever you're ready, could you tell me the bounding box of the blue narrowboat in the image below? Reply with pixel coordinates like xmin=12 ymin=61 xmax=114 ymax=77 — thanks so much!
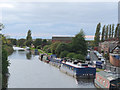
xmin=60 ymin=61 xmax=96 ymax=79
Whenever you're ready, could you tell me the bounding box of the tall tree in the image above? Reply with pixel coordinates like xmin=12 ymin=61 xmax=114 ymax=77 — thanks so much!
xmin=26 ymin=30 xmax=32 ymax=41
xmin=109 ymin=24 xmax=112 ymax=38
xmin=26 ymin=30 xmax=32 ymax=47
xmin=101 ymin=25 xmax=105 ymax=42
xmin=118 ymin=24 xmax=120 ymax=41
xmin=114 ymin=24 xmax=119 ymax=38
xmin=72 ymin=29 xmax=87 ymax=56
xmin=94 ymin=23 xmax=101 ymax=46
xmin=112 ymin=24 xmax=114 ymax=38
xmin=105 ymin=25 xmax=109 ymax=40
xmin=0 ymin=23 xmax=4 ymax=31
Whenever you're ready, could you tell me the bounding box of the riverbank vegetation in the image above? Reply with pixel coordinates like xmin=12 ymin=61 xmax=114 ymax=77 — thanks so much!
xmin=7 ymin=29 xmax=87 ymax=62
xmin=42 ymin=30 xmax=87 ymax=62
xmin=2 ymin=35 xmax=13 ymax=88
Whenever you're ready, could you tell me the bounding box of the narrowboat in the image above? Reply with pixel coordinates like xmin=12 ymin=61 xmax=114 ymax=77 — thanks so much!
xmin=42 ymin=55 xmax=50 ymax=63
xmin=94 ymin=70 xmax=120 ymax=89
xmin=49 ymin=58 xmax=62 ymax=68
xmin=60 ymin=61 xmax=96 ymax=79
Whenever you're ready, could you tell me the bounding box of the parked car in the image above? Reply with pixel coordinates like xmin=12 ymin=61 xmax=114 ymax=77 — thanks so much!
xmin=98 ymin=54 xmax=103 ymax=60
xmin=101 ymin=57 xmax=106 ymax=64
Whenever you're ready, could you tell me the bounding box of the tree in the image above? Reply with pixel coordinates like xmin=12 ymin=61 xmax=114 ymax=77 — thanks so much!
xmin=26 ymin=30 xmax=32 ymax=47
xmin=114 ymin=24 xmax=119 ymax=38
xmin=56 ymin=43 xmax=69 ymax=57
xmin=43 ymin=45 xmax=51 ymax=53
xmin=60 ymin=51 xmax=69 ymax=58
xmin=72 ymin=29 xmax=87 ymax=56
xmin=105 ymin=25 xmax=109 ymax=40
xmin=50 ymin=42 xmax=61 ymax=54
xmin=8 ymin=38 xmax=17 ymax=45
xmin=101 ymin=25 xmax=105 ymax=42
xmin=42 ymin=39 xmax=47 ymax=47
xmin=0 ymin=23 xmax=4 ymax=31
xmin=73 ymin=54 xmax=85 ymax=61
xmin=94 ymin=23 xmax=101 ymax=46
xmin=26 ymin=30 xmax=32 ymax=41
xmin=109 ymin=24 xmax=112 ymax=38
xmin=17 ymin=39 xmax=26 ymax=47
xmin=112 ymin=24 xmax=114 ymax=38
xmin=67 ymin=53 xmax=76 ymax=59
xmin=33 ymin=38 xmax=42 ymax=48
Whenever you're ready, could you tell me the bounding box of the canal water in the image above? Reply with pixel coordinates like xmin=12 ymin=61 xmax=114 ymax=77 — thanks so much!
xmin=8 ymin=49 xmax=96 ymax=88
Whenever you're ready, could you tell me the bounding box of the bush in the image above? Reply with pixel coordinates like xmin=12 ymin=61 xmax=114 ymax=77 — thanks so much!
xmin=37 ymin=45 xmax=42 ymax=49
xmin=67 ymin=53 xmax=76 ymax=59
xmin=73 ymin=54 xmax=85 ymax=61
xmin=56 ymin=43 xmax=69 ymax=57
xmin=43 ymin=45 xmax=51 ymax=53
xmin=60 ymin=51 xmax=69 ymax=58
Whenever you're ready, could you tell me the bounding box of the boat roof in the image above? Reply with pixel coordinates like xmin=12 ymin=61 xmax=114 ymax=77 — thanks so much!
xmin=97 ymin=70 xmax=119 ymax=81
xmin=63 ymin=62 xmax=94 ymax=68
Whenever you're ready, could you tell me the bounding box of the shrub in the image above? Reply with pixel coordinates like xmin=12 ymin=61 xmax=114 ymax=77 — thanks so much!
xmin=73 ymin=54 xmax=85 ymax=61
xmin=60 ymin=51 xmax=69 ymax=58
xmin=67 ymin=53 xmax=76 ymax=59
xmin=37 ymin=45 xmax=42 ymax=49
xmin=43 ymin=45 xmax=51 ymax=53
xmin=56 ymin=43 xmax=69 ymax=57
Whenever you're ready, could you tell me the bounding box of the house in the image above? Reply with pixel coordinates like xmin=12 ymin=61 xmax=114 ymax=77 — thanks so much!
xmin=109 ymin=45 xmax=120 ymax=67
xmin=99 ymin=38 xmax=119 ymax=54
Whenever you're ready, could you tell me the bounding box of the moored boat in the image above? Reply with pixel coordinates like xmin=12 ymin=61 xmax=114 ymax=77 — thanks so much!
xmin=42 ymin=55 xmax=50 ymax=63
xmin=60 ymin=61 xmax=96 ymax=79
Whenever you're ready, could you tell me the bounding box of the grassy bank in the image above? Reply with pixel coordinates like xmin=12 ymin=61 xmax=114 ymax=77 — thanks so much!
xmin=30 ymin=48 xmax=52 ymax=55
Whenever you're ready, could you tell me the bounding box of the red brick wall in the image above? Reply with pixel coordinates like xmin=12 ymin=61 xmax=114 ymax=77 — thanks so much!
xmin=52 ymin=40 xmax=72 ymax=43
xmin=110 ymin=54 xmax=120 ymax=67
xmin=96 ymin=73 xmax=110 ymax=88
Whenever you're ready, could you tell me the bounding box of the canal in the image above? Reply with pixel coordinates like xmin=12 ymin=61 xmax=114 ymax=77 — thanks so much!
xmin=8 ymin=49 xmax=96 ymax=88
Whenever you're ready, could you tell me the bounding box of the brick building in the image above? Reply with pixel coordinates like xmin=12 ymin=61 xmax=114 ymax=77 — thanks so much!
xmin=99 ymin=38 xmax=120 ymax=67
xmin=52 ymin=36 xmax=73 ymax=43
xmin=109 ymin=45 xmax=120 ymax=67
xmin=99 ymin=38 xmax=119 ymax=54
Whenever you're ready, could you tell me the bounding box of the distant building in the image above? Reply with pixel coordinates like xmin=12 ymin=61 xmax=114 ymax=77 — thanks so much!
xmin=99 ymin=38 xmax=119 ymax=54
xmin=99 ymin=38 xmax=120 ymax=67
xmin=52 ymin=36 xmax=73 ymax=43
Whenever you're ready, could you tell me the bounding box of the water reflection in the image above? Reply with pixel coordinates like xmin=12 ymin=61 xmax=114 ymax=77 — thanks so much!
xmin=26 ymin=51 xmax=32 ymax=60
xmin=76 ymin=78 xmax=94 ymax=85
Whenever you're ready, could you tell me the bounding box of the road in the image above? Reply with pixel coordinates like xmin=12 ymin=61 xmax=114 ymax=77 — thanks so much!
xmin=89 ymin=51 xmax=98 ymax=62
xmin=89 ymin=51 xmax=120 ymax=75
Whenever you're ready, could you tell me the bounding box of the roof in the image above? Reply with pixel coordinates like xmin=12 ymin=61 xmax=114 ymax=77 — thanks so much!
xmin=62 ymin=62 xmax=94 ymax=68
xmin=110 ymin=45 xmax=120 ymax=53
xmin=97 ymin=70 xmax=119 ymax=81
xmin=52 ymin=37 xmax=73 ymax=41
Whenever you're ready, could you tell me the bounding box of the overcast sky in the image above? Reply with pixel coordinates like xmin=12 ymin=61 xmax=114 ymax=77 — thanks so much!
xmin=0 ymin=2 xmax=118 ymax=39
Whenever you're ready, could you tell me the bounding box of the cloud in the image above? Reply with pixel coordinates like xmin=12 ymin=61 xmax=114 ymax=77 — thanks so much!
xmin=2 ymin=2 xmax=118 ymax=40
xmin=0 ymin=0 xmax=119 ymax=2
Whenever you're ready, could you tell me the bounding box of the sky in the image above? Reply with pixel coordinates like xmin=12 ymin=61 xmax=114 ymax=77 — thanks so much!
xmin=0 ymin=1 xmax=119 ymax=40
